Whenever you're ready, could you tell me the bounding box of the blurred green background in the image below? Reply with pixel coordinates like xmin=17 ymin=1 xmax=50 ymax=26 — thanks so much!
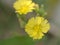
xmin=0 ymin=0 xmax=60 ymax=45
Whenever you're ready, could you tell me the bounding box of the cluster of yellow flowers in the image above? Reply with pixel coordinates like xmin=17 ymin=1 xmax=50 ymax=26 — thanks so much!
xmin=13 ymin=0 xmax=50 ymax=40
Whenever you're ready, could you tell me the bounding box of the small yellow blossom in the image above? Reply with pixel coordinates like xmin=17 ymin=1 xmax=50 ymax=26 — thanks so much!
xmin=13 ymin=0 xmax=36 ymax=14
xmin=25 ymin=16 xmax=50 ymax=40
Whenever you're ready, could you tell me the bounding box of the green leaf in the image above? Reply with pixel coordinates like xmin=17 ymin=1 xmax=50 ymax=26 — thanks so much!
xmin=0 ymin=36 xmax=35 ymax=45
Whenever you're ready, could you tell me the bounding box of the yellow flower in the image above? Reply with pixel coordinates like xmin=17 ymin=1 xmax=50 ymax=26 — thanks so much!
xmin=13 ymin=0 xmax=36 ymax=14
xmin=25 ymin=16 xmax=50 ymax=40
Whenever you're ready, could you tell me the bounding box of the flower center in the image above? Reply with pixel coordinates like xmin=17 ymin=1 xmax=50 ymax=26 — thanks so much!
xmin=33 ymin=25 xmax=40 ymax=31
xmin=20 ymin=6 xmax=28 ymax=13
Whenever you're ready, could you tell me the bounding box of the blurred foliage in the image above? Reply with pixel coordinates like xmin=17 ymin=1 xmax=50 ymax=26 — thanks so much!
xmin=0 ymin=36 xmax=35 ymax=45
xmin=0 ymin=35 xmax=51 ymax=45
